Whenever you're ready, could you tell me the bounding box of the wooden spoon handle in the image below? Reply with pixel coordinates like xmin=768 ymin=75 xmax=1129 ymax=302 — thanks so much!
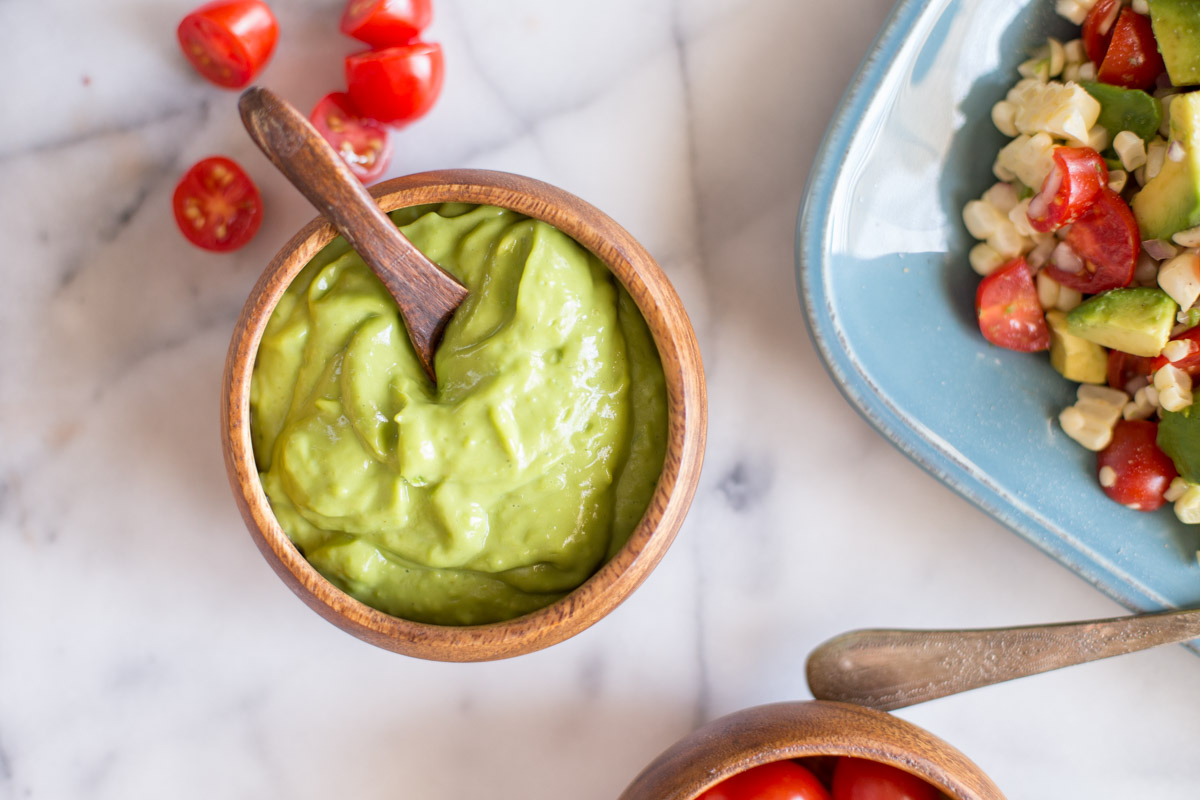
xmin=238 ymin=87 xmax=466 ymax=380
xmin=806 ymin=608 xmax=1200 ymax=711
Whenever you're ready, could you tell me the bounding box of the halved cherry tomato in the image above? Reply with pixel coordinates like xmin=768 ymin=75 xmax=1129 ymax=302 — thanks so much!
xmin=177 ymin=0 xmax=278 ymax=89
xmin=341 ymin=0 xmax=432 ymax=48
xmin=1150 ymin=325 xmax=1200 ymax=374
xmin=1097 ymin=9 xmax=1166 ymax=92
xmin=831 ymin=758 xmax=937 ymax=800
xmin=1043 ymin=188 xmax=1138 ymax=294
xmin=1082 ymin=0 xmax=1121 ymax=65
xmin=1108 ymin=348 xmax=1156 ymax=391
xmin=346 ymin=41 xmax=444 ymax=126
xmin=310 ymin=92 xmax=393 ymax=182
xmin=698 ymin=761 xmax=832 ymax=800
xmin=976 ymin=257 xmax=1050 ymax=352
xmin=172 ymin=156 xmax=263 ymax=251
xmin=1027 ymin=146 xmax=1108 ymax=233
xmin=1097 ymin=419 xmax=1177 ymax=511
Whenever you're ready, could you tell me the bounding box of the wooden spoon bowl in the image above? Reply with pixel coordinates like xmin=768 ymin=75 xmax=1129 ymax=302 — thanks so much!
xmin=221 ymin=169 xmax=706 ymax=662
xmin=619 ymin=701 xmax=1006 ymax=800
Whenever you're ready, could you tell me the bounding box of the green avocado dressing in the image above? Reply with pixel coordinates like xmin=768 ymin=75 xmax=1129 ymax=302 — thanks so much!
xmin=250 ymin=203 xmax=668 ymax=625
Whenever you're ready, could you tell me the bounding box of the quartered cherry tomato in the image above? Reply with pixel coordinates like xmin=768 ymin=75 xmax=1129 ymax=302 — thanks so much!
xmin=341 ymin=0 xmax=432 ymax=48
xmin=1150 ymin=325 xmax=1200 ymax=374
xmin=1108 ymin=348 xmax=1156 ymax=391
xmin=177 ymin=0 xmax=278 ymax=89
xmin=1082 ymin=0 xmax=1121 ymax=65
xmin=976 ymin=257 xmax=1050 ymax=352
xmin=1043 ymin=188 xmax=1138 ymax=294
xmin=831 ymin=759 xmax=937 ymax=800
xmin=1097 ymin=419 xmax=1177 ymax=511
xmin=346 ymin=41 xmax=444 ymax=126
xmin=172 ymin=156 xmax=263 ymax=251
xmin=1027 ymin=146 xmax=1108 ymax=233
xmin=698 ymin=761 xmax=832 ymax=800
xmin=1097 ymin=9 xmax=1166 ymax=92
xmin=310 ymin=92 xmax=393 ymax=182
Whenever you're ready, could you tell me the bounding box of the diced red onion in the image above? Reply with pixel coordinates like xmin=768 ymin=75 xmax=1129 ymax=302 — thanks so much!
xmin=1053 ymin=241 xmax=1083 ymax=273
xmin=1143 ymin=238 xmax=1178 ymax=260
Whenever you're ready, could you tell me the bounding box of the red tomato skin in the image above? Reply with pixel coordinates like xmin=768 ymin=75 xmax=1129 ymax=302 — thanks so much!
xmin=831 ymin=758 xmax=938 ymax=800
xmin=1027 ymin=147 xmax=1108 ymax=233
xmin=340 ymin=0 xmax=432 ymax=48
xmin=1107 ymin=348 xmax=1156 ymax=391
xmin=698 ymin=761 xmax=832 ymax=800
xmin=345 ymin=42 xmax=444 ymax=126
xmin=177 ymin=0 xmax=278 ymax=89
xmin=975 ymin=258 xmax=1051 ymax=352
xmin=1082 ymin=0 xmax=1121 ymax=65
xmin=1043 ymin=189 xmax=1138 ymax=294
xmin=172 ymin=156 xmax=263 ymax=252
xmin=310 ymin=92 xmax=394 ymax=182
xmin=1097 ymin=9 xmax=1166 ymax=92
xmin=1097 ymin=420 xmax=1177 ymax=511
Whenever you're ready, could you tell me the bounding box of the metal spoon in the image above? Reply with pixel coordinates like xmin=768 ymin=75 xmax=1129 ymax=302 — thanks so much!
xmin=806 ymin=607 xmax=1200 ymax=710
xmin=238 ymin=86 xmax=467 ymax=382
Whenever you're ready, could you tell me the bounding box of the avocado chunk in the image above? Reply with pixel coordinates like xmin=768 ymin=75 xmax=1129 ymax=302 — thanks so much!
xmin=1148 ymin=0 xmax=1200 ymax=86
xmin=1132 ymin=92 xmax=1200 ymax=240
xmin=1065 ymin=287 xmax=1177 ymax=357
xmin=1081 ymin=81 xmax=1161 ymax=143
xmin=1047 ymin=309 xmax=1108 ymax=383
xmin=1159 ymin=406 xmax=1200 ymax=482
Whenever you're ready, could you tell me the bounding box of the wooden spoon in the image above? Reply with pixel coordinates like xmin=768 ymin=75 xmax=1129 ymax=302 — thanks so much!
xmin=806 ymin=607 xmax=1200 ymax=711
xmin=238 ymin=86 xmax=467 ymax=382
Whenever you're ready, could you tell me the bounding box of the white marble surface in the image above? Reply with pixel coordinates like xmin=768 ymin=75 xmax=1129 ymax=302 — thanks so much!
xmin=2 ymin=0 xmax=1199 ymax=797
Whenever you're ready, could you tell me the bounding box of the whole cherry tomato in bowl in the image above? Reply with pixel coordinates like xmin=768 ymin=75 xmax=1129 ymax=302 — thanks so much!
xmin=698 ymin=761 xmax=831 ymax=800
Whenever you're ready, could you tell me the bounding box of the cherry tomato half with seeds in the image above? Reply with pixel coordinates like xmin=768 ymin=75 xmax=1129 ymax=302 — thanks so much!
xmin=310 ymin=92 xmax=393 ymax=183
xmin=976 ymin=257 xmax=1050 ymax=352
xmin=1097 ymin=419 xmax=1177 ymax=511
xmin=341 ymin=0 xmax=432 ymax=48
xmin=172 ymin=156 xmax=263 ymax=252
xmin=177 ymin=0 xmax=278 ymax=89
xmin=1027 ymin=146 xmax=1108 ymax=233
xmin=831 ymin=758 xmax=938 ymax=800
xmin=1097 ymin=9 xmax=1166 ymax=92
xmin=346 ymin=41 xmax=444 ymax=126
xmin=698 ymin=761 xmax=832 ymax=800
xmin=1082 ymin=0 xmax=1121 ymax=65
xmin=1043 ymin=188 xmax=1138 ymax=294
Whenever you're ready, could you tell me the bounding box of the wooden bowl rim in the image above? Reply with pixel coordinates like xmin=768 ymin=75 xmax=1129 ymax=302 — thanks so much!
xmin=618 ymin=701 xmax=1007 ymax=800
xmin=221 ymin=168 xmax=706 ymax=661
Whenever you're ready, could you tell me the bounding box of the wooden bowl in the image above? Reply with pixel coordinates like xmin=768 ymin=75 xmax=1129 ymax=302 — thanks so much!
xmin=620 ymin=701 xmax=1006 ymax=800
xmin=221 ymin=169 xmax=706 ymax=662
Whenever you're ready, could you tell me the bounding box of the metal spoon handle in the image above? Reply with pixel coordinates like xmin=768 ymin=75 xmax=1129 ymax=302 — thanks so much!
xmin=238 ymin=86 xmax=466 ymax=381
xmin=806 ymin=608 xmax=1200 ymax=711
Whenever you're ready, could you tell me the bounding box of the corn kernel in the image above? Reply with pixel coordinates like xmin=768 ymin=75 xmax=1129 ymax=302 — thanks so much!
xmin=1157 ymin=250 xmax=1200 ymax=309
xmin=1154 ymin=365 xmax=1194 ymax=412
xmin=1147 ymin=139 xmax=1168 ymax=181
xmin=1166 ymin=476 xmax=1190 ymax=503
xmin=1172 ymin=226 xmax=1200 ymax=248
xmin=969 ymin=243 xmax=1006 ymax=276
xmin=1175 ymin=485 xmax=1200 ymax=524
xmin=1108 ymin=169 xmax=1128 ymax=193
xmin=982 ymin=182 xmax=1020 ymax=214
xmin=1037 ymin=270 xmax=1060 ymax=310
xmin=992 ymin=101 xmax=1018 ymax=137
xmin=1114 ymin=131 xmax=1147 ymax=171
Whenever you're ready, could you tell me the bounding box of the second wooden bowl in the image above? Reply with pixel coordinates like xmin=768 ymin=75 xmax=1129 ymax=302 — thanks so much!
xmin=221 ymin=169 xmax=707 ymax=662
xmin=620 ymin=701 xmax=1006 ymax=800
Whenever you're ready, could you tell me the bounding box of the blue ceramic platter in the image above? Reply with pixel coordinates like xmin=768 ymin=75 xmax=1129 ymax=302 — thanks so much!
xmin=796 ymin=0 xmax=1200 ymax=632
